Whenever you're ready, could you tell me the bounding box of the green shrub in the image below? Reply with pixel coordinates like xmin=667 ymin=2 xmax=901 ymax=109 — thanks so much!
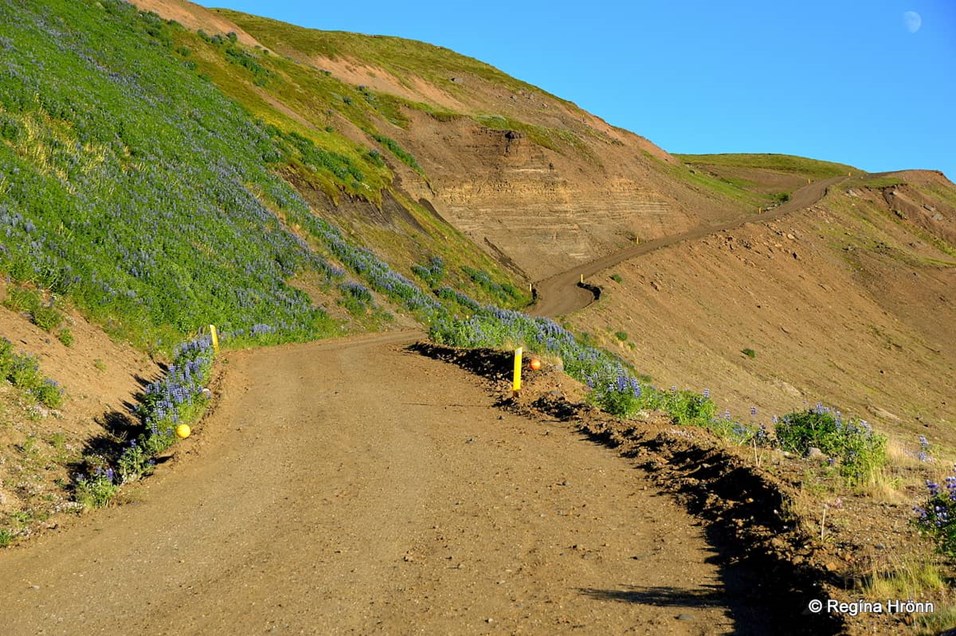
xmin=0 ymin=338 xmax=64 ymax=406
xmin=588 ymin=375 xmax=643 ymax=417
xmin=0 ymin=338 xmax=13 ymax=378
xmin=776 ymin=406 xmax=886 ymax=484
xmin=614 ymin=331 xmax=628 ymax=341
xmin=33 ymin=379 xmax=64 ymax=409
xmin=610 ymin=273 xmax=623 ymax=283
xmin=75 ymin=470 xmax=119 ymax=509
xmin=0 ymin=528 xmax=13 ymax=548
xmin=117 ymin=440 xmax=155 ymax=484
xmin=338 ymin=281 xmax=374 ymax=315
xmin=31 ymin=304 xmax=63 ymax=332
xmin=3 ymin=287 xmax=40 ymax=313
xmin=8 ymin=355 xmax=41 ymax=389
xmin=411 ymin=256 xmax=445 ymax=288
xmin=58 ymin=328 xmax=74 ymax=347
xmin=915 ymin=474 xmax=956 ymax=558
xmin=639 ymin=387 xmax=718 ymax=425
xmin=742 ymin=348 xmax=756 ymax=358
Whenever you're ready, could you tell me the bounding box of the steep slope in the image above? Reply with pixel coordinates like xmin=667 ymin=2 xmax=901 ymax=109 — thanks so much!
xmin=567 ymin=169 xmax=956 ymax=445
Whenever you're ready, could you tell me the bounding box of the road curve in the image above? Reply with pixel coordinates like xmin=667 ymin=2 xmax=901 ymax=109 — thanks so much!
xmin=0 ymin=331 xmax=762 ymax=634
xmin=529 ymin=177 xmax=843 ymax=317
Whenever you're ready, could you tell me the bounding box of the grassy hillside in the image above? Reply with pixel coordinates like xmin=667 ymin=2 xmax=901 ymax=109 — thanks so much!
xmin=678 ymin=153 xmax=862 ymax=178
xmin=0 ymin=0 xmax=526 ymax=353
xmin=677 ymin=153 xmax=864 ymax=204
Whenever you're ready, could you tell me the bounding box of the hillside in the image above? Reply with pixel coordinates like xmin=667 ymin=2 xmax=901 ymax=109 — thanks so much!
xmin=131 ymin=0 xmax=787 ymax=281
xmin=2 ymin=1 xmax=956 ymax=631
xmin=568 ymin=166 xmax=956 ymax=443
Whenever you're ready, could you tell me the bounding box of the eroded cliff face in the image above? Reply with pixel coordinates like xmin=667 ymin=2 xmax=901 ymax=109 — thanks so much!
xmin=391 ymin=111 xmax=740 ymax=280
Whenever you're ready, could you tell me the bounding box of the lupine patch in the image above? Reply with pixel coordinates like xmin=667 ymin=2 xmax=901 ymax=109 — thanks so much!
xmin=776 ymin=405 xmax=886 ymax=485
xmin=915 ymin=469 xmax=956 ymax=558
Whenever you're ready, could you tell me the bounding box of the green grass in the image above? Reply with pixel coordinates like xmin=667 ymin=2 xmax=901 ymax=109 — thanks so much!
xmin=0 ymin=0 xmax=344 ymax=350
xmin=677 ymin=153 xmax=863 ymax=179
xmin=0 ymin=338 xmax=65 ymax=409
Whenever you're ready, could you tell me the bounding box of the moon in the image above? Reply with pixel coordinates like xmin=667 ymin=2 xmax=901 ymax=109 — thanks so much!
xmin=903 ymin=11 xmax=922 ymax=33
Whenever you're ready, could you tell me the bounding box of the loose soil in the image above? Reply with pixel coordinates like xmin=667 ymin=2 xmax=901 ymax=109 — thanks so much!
xmin=1 ymin=331 xmax=786 ymax=635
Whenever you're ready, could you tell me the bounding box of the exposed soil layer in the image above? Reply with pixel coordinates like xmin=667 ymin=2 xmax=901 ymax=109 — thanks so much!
xmin=0 ymin=282 xmax=160 ymax=533
xmin=529 ymin=177 xmax=841 ymax=317
xmin=565 ymin=171 xmax=956 ymax=446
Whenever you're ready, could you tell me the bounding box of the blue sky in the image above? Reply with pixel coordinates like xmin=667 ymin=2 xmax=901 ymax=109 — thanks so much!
xmin=200 ymin=1 xmax=956 ymax=180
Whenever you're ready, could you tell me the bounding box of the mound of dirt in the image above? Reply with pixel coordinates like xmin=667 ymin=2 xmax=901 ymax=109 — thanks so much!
xmin=0 ymin=280 xmax=160 ymax=536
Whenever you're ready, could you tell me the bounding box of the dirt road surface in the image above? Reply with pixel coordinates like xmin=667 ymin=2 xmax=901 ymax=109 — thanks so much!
xmin=530 ymin=177 xmax=843 ymax=317
xmin=0 ymin=331 xmax=774 ymax=634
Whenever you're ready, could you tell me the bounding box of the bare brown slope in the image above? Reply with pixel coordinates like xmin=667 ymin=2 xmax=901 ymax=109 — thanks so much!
xmin=529 ymin=177 xmax=841 ymax=317
xmin=0 ymin=282 xmax=160 ymax=535
xmin=0 ymin=332 xmax=763 ymax=635
xmin=566 ymin=170 xmax=956 ymax=445
xmin=132 ymin=0 xmax=262 ymax=47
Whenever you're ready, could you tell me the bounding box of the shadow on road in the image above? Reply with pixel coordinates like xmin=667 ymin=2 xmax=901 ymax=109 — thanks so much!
xmin=580 ymin=584 xmax=726 ymax=607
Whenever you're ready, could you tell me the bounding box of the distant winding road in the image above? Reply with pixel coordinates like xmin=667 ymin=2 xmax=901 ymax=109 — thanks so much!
xmin=529 ymin=177 xmax=843 ymax=317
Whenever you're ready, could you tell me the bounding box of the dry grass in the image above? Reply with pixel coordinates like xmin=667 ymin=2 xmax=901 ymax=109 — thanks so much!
xmin=862 ymin=553 xmax=947 ymax=599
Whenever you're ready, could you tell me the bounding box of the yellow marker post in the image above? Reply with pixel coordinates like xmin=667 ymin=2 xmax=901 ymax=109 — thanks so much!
xmin=209 ymin=324 xmax=220 ymax=354
xmin=513 ymin=347 xmax=523 ymax=395
xmin=579 ymin=274 xmax=584 ymax=284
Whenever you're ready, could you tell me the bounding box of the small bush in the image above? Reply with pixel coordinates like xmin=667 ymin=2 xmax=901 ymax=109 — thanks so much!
xmin=338 ymin=281 xmax=374 ymax=315
xmin=9 ymin=355 xmax=41 ymax=389
xmin=31 ymin=304 xmax=63 ymax=332
xmin=742 ymin=348 xmax=756 ymax=358
xmin=776 ymin=406 xmax=886 ymax=484
xmin=75 ymin=469 xmax=119 ymax=509
xmin=915 ymin=474 xmax=956 ymax=558
xmin=411 ymin=256 xmax=446 ymax=288
xmin=0 ymin=338 xmax=64 ymax=406
xmin=639 ymin=387 xmax=718 ymax=425
xmin=117 ymin=440 xmax=155 ymax=484
xmin=58 ymin=328 xmax=74 ymax=347
xmin=614 ymin=331 xmax=628 ymax=341
xmin=589 ymin=374 xmax=642 ymax=417
xmin=0 ymin=338 xmax=14 ymax=378
xmin=610 ymin=273 xmax=623 ymax=283
xmin=3 ymin=287 xmax=40 ymax=313
xmin=0 ymin=528 xmax=13 ymax=547
xmin=33 ymin=379 xmax=64 ymax=409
